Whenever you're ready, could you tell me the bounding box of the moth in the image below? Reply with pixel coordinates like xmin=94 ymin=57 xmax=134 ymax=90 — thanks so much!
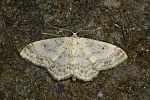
xmin=20 ymin=27 xmax=128 ymax=81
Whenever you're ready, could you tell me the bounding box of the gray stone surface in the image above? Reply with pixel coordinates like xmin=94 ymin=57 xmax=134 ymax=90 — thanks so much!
xmin=0 ymin=0 xmax=150 ymax=99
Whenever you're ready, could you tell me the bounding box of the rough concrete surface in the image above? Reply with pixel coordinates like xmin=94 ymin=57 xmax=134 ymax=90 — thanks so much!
xmin=0 ymin=0 xmax=150 ymax=100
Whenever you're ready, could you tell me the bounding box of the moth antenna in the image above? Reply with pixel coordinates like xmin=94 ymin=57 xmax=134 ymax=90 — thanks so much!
xmin=46 ymin=23 xmax=75 ymax=34
xmin=42 ymin=33 xmax=64 ymax=37
xmin=76 ymin=26 xmax=102 ymax=34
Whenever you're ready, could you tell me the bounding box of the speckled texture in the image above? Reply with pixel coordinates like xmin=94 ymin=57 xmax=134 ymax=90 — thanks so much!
xmin=20 ymin=34 xmax=127 ymax=81
xmin=0 ymin=0 xmax=150 ymax=100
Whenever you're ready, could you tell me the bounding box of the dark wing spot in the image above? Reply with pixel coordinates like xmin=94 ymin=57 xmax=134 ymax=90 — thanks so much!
xmin=44 ymin=44 xmax=47 ymax=47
